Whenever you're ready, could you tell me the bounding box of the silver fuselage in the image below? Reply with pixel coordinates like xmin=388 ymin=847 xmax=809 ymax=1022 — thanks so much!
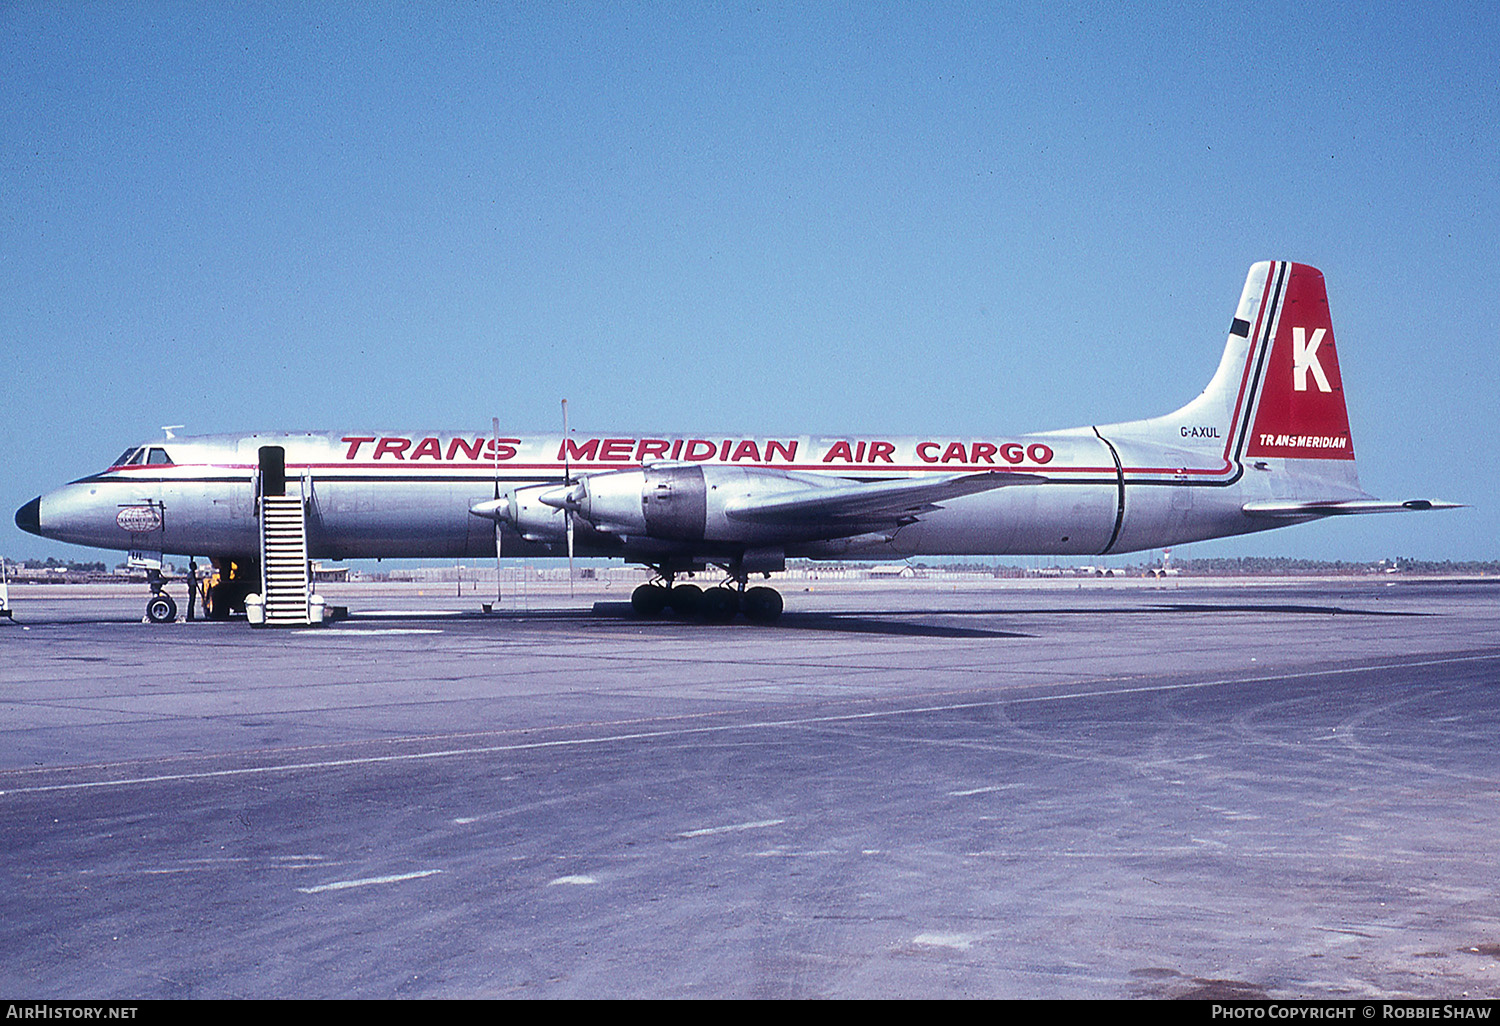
xmin=28 ymin=426 xmax=1318 ymax=563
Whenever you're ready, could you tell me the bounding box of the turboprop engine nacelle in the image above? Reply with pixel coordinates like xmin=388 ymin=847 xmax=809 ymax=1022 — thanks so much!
xmin=563 ymin=465 xmax=680 ymax=538
xmin=558 ymin=464 xmax=833 ymax=544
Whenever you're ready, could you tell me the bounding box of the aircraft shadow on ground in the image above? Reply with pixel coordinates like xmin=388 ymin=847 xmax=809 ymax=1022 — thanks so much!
xmin=0 ymin=600 xmax=1430 ymax=630
xmin=539 ymin=604 xmax=1033 ymax=638
xmin=573 ymin=598 xmax=1429 ymax=637
xmin=768 ymin=613 xmax=1030 ymax=638
xmin=1148 ymin=602 xmax=1431 ymax=617
xmin=749 ymin=601 xmax=1429 ymax=638
xmin=782 ymin=603 xmax=1432 ymax=619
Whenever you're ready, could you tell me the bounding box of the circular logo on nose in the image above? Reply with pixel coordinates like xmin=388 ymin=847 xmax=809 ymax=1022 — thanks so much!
xmin=116 ymin=506 xmax=162 ymax=532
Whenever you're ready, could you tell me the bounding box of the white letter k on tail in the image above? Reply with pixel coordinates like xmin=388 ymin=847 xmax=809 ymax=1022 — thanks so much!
xmin=1292 ymin=327 xmax=1332 ymax=392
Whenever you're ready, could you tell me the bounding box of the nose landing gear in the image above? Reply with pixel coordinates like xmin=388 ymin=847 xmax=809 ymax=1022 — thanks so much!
xmin=144 ymin=570 xmax=178 ymax=623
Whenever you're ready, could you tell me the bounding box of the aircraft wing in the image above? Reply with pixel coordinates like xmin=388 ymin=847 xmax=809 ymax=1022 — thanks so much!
xmin=725 ymin=471 xmax=1044 ymax=525
xmin=1242 ymin=498 xmax=1464 ymax=518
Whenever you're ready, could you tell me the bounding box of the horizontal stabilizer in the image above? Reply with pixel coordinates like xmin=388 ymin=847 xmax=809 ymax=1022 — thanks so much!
xmin=1242 ymin=498 xmax=1464 ymax=519
xmin=726 ymin=471 xmax=1043 ymax=525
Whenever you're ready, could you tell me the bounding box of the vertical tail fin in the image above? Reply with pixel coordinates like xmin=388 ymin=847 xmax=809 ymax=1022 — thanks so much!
xmin=1101 ymin=263 xmax=1460 ymax=527
xmin=1110 ymin=262 xmax=1356 ymax=477
xmin=1240 ymin=263 xmax=1354 ymax=463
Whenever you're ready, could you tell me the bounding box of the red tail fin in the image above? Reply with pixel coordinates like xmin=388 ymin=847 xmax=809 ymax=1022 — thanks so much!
xmin=1244 ymin=263 xmax=1354 ymax=461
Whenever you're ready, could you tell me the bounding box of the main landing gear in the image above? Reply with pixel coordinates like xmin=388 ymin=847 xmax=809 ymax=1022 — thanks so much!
xmin=630 ymin=565 xmax=784 ymax=624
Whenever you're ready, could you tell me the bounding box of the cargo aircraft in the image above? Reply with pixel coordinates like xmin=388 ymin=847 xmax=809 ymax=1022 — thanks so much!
xmin=15 ymin=262 xmax=1458 ymax=624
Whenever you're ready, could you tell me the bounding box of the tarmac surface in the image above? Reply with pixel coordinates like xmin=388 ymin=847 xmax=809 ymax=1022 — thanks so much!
xmin=2 ymin=576 xmax=1499 ymax=999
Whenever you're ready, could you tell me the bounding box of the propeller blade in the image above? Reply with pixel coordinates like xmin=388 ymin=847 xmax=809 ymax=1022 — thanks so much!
xmin=501 ymin=516 xmax=513 ymax=606
xmin=493 ymin=416 xmax=502 ymax=606
xmin=565 ymin=509 xmax=575 ymax=598
xmin=561 ymin=398 xmax=574 ymax=599
xmin=561 ymin=398 xmax=570 ymax=483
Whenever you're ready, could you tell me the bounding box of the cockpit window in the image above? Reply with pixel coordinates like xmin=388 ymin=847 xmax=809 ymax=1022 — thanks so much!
xmin=107 ymin=447 xmax=170 ymax=468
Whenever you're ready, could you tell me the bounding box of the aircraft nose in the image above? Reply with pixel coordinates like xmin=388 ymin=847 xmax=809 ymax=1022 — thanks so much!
xmin=15 ymin=496 xmax=41 ymax=536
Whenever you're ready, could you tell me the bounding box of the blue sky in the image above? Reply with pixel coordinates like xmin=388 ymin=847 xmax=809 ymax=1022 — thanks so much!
xmin=2 ymin=2 xmax=1495 ymax=563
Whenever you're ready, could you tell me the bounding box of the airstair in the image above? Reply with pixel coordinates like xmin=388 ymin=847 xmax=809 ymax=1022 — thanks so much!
xmin=259 ymin=491 xmax=313 ymax=625
xmin=255 ymin=444 xmax=318 ymax=626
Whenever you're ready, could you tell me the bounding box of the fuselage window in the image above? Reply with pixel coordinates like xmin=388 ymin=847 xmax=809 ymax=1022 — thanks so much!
xmin=146 ymin=448 xmax=172 ymax=465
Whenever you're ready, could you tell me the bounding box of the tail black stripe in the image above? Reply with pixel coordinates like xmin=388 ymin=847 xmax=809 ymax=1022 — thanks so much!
xmin=1231 ymin=261 xmax=1288 ymax=463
